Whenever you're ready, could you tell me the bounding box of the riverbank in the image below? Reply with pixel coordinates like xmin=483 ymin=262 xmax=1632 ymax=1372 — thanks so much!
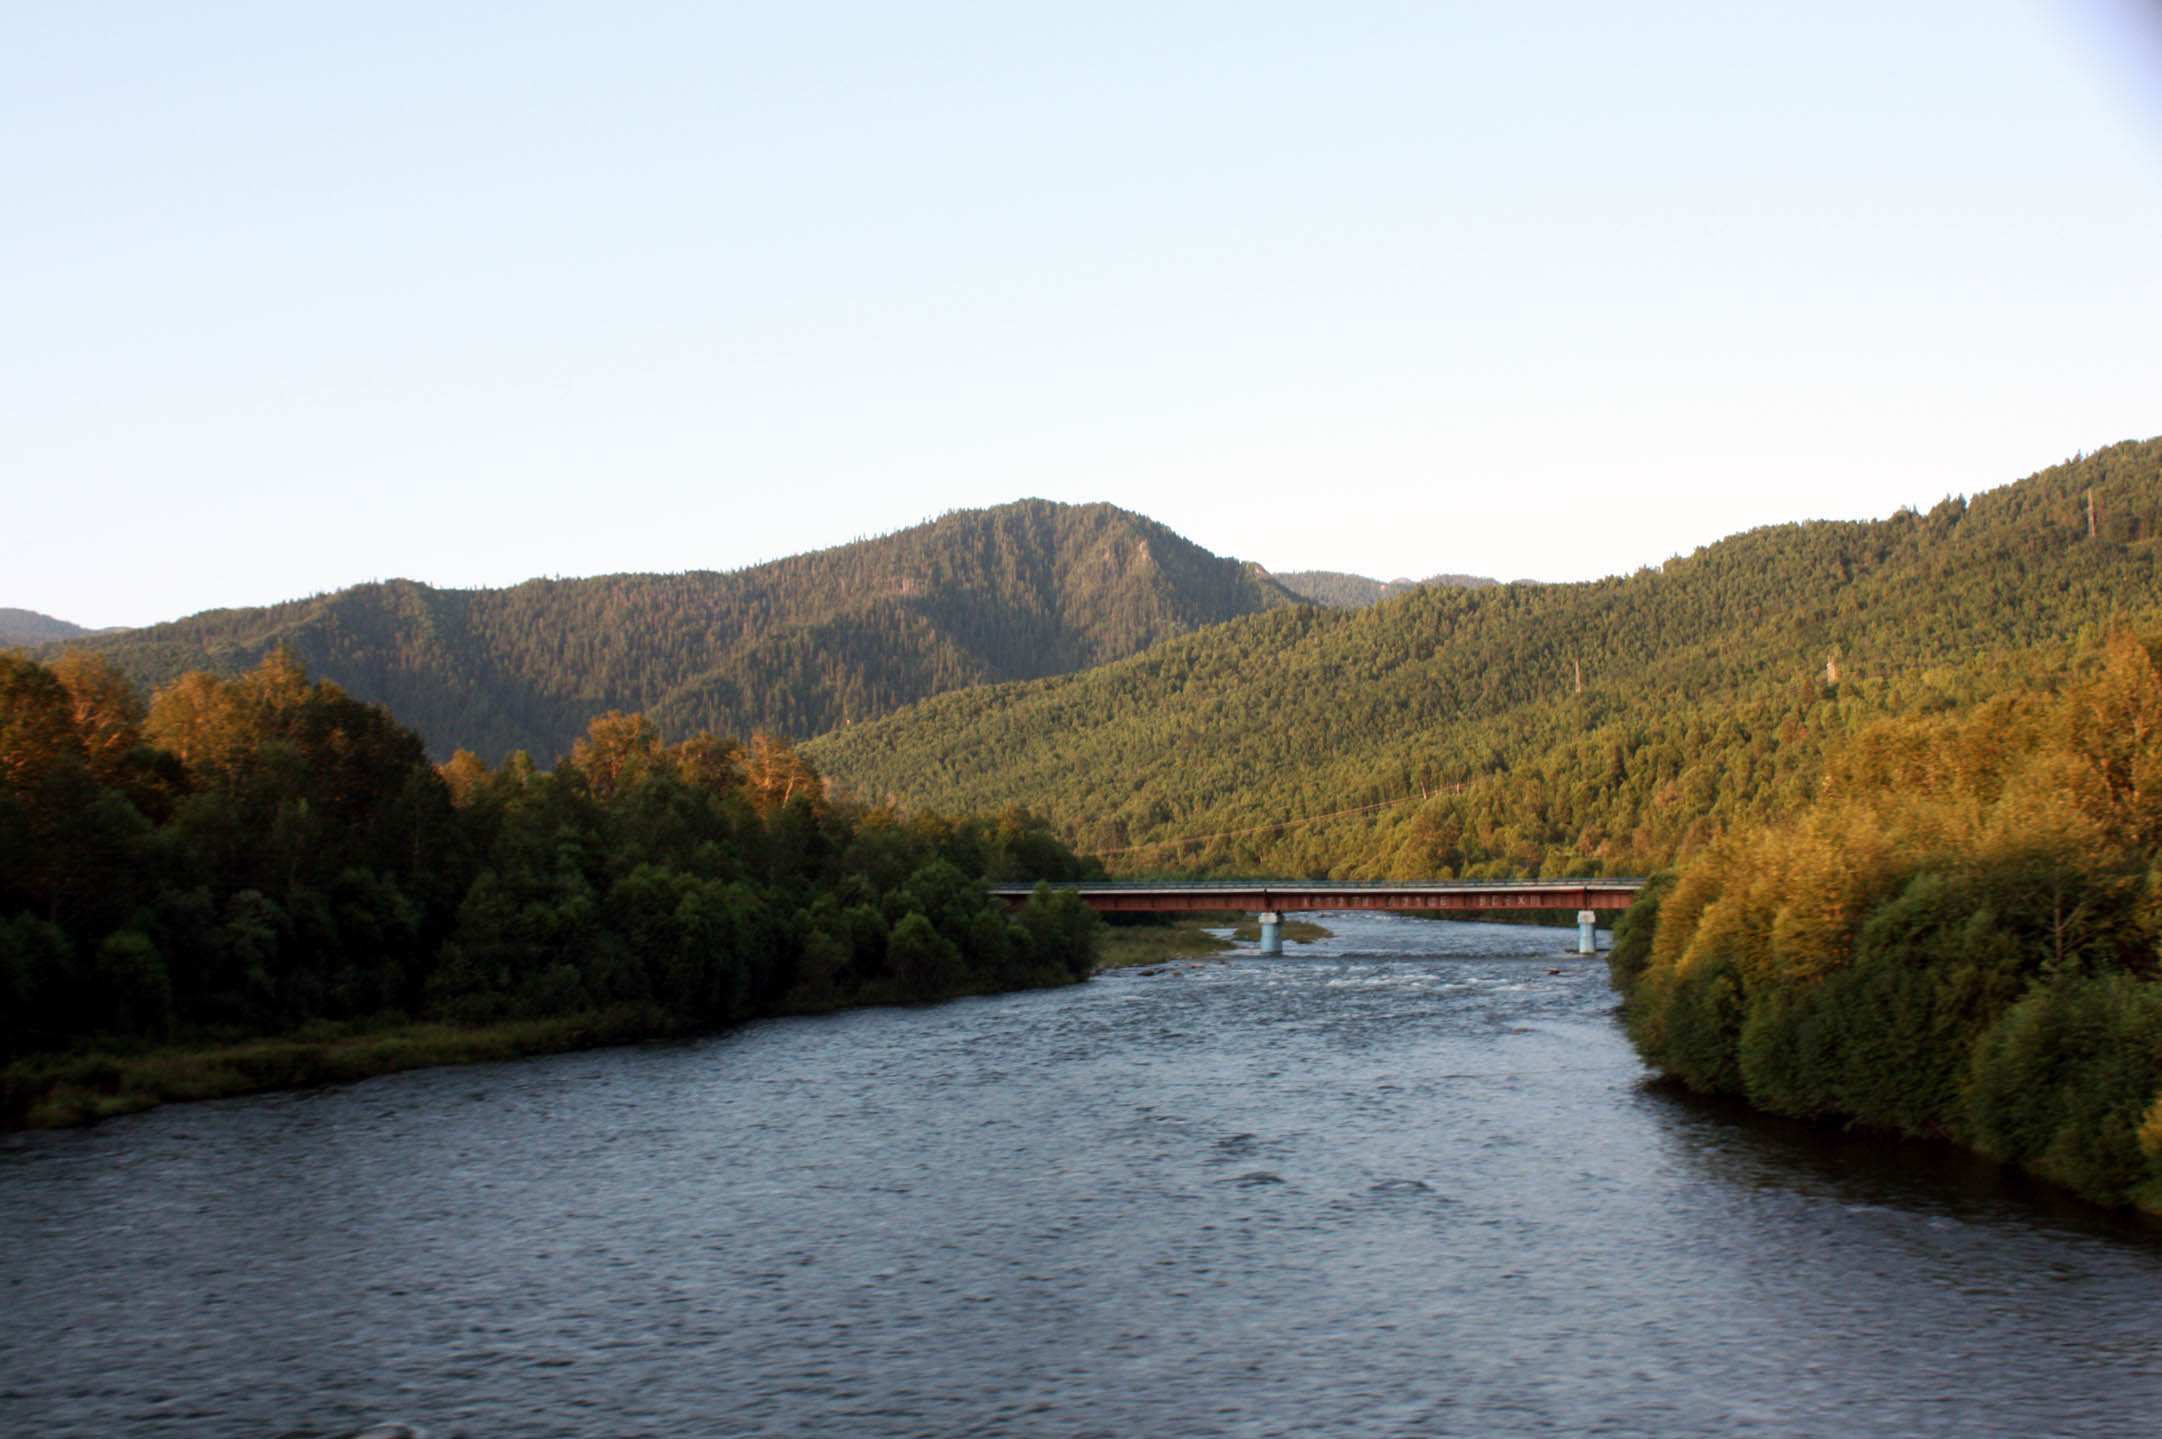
xmin=1095 ymin=914 xmax=1333 ymax=969
xmin=2 ymin=965 xmax=1101 ymax=1132
xmin=0 ymin=1007 xmax=690 ymax=1130
xmin=8 ymin=916 xmax=1354 ymax=1132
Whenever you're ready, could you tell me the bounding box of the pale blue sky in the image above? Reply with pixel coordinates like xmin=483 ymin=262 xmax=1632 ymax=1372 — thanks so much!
xmin=8 ymin=1 xmax=2161 ymax=628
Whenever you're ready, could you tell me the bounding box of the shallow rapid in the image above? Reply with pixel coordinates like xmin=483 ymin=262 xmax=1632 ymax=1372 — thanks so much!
xmin=5 ymin=914 xmax=2160 ymax=1437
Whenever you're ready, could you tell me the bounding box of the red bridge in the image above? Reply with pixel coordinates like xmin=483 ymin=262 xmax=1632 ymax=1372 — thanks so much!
xmin=990 ymin=878 xmax=1645 ymax=954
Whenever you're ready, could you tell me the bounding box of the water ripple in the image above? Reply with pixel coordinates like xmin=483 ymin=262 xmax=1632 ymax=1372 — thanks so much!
xmin=5 ymin=914 xmax=2162 ymax=1437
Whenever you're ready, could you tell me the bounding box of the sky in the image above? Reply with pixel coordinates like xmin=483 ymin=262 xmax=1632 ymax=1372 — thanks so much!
xmin=8 ymin=1 xmax=2162 ymax=629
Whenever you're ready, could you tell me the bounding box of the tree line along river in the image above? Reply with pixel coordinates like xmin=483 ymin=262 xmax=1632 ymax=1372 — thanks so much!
xmin=4 ymin=913 xmax=2160 ymax=1438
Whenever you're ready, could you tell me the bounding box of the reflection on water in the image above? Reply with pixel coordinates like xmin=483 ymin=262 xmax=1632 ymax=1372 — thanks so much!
xmin=4 ymin=913 xmax=2160 ymax=1438
xmin=1649 ymin=1078 xmax=2162 ymax=1243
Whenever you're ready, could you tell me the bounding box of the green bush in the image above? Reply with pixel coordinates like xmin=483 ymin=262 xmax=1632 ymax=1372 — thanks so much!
xmin=1967 ymin=974 xmax=2162 ymax=1206
xmin=1605 ymin=872 xmax=1673 ymax=997
xmin=888 ymin=911 xmax=963 ymax=1000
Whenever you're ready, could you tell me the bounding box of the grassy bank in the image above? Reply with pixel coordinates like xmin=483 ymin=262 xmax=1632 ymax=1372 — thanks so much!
xmin=1096 ymin=914 xmax=1333 ymax=969
xmin=1097 ymin=919 xmax=1236 ymax=969
xmin=1 ymin=969 xmax=1080 ymax=1131
xmin=0 ymin=1007 xmax=692 ymax=1130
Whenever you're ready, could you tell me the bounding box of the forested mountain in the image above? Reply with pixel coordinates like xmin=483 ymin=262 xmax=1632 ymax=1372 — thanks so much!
xmin=1270 ymin=571 xmax=1497 ymax=608
xmin=0 ymin=609 xmax=105 ymax=648
xmin=809 ymin=440 xmax=2162 ymax=879
xmin=41 ymin=501 xmax=1297 ymax=763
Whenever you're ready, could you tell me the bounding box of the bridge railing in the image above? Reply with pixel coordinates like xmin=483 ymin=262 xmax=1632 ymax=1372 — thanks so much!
xmin=986 ymin=878 xmax=1647 ymax=893
xmin=986 ymin=877 xmax=1646 ymax=914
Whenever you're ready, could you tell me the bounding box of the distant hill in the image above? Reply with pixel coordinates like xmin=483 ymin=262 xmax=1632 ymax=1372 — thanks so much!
xmin=0 ymin=609 xmax=108 ymax=648
xmin=48 ymin=500 xmax=1299 ymax=763
xmin=1270 ymin=571 xmax=1497 ymax=608
xmin=808 ymin=440 xmax=2162 ymax=878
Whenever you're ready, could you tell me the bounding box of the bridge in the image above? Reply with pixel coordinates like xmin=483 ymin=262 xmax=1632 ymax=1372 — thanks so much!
xmin=989 ymin=878 xmax=1645 ymax=955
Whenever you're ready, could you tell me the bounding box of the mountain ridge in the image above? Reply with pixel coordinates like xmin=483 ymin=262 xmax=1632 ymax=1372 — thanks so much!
xmin=807 ymin=439 xmax=2162 ymax=877
xmin=44 ymin=500 xmax=1300 ymax=763
xmin=1269 ymin=571 xmax=1498 ymax=608
xmin=0 ymin=608 xmax=114 ymax=649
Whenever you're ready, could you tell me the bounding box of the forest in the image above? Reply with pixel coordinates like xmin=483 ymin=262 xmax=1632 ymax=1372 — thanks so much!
xmin=41 ymin=500 xmax=1295 ymax=765
xmin=1608 ymin=628 xmax=2162 ymax=1212
xmin=810 ymin=441 xmax=2162 ymax=882
xmin=0 ymin=648 xmax=1100 ymax=1125
xmin=1268 ymin=570 xmax=1496 ymax=608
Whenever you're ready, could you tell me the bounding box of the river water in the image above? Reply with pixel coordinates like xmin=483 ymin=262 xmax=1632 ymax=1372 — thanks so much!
xmin=5 ymin=913 xmax=2161 ymax=1438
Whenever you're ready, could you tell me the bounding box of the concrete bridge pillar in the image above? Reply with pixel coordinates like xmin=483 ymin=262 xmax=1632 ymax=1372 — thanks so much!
xmin=1578 ymin=910 xmax=1598 ymax=956
xmin=1259 ymin=911 xmax=1283 ymax=956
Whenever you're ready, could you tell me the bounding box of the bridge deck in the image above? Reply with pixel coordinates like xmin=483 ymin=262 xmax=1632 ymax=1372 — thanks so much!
xmin=989 ymin=879 xmax=1644 ymax=914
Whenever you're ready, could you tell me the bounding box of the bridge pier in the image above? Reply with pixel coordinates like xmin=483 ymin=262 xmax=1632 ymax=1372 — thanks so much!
xmin=1259 ymin=911 xmax=1283 ymax=956
xmin=1578 ymin=910 xmax=1597 ymax=955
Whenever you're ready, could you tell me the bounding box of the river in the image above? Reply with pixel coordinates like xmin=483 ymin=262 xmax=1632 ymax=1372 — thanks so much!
xmin=4 ymin=913 xmax=2160 ymax=1437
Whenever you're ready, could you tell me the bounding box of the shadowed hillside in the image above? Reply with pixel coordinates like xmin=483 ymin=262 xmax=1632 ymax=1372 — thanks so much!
xmin=45 ymin=500 xmax=1297 ymax=763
